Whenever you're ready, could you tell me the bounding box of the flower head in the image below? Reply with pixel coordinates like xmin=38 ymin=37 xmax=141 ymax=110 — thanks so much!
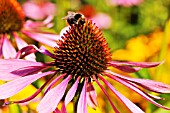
xmin=22 ymin=0 xmax=56 ymax=20
xmin=0 ymin=12 xmax=170 ymax=113
xmin=0 ymin=0 xmax=59 ymax=60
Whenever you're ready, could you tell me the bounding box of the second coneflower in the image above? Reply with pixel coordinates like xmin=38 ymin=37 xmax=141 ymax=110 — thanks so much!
xmin=0 ymin=12 xmax=170 ymax=113
xmin=0 ymin=0 xmax=59 ymax=60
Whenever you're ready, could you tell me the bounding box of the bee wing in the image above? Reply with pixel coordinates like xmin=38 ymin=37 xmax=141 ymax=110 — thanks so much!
xmin=62 ymin=11 xmax=76 ymax=20
xmin=62 ymin=15 xmax=69 ymax=20
xmin=67 ymin=11 xmax=76 ymax=15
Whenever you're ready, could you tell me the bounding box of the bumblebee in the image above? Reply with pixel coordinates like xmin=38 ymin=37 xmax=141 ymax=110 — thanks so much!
xmin=62 ymin=11 xmax=85 ymax=26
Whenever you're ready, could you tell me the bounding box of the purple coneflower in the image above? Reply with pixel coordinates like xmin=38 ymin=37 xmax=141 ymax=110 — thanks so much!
xmin=0 ymin=0 xmax=59 ymax=59
xmin=22 ymin=0 xmax=56 ymax=20
xmin=0 ymin=14 xmax=170 ymax=113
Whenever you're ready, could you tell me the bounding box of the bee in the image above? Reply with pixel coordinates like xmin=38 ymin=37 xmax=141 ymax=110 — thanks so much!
xmin=62 ymin=11 xmax=85 ymax=26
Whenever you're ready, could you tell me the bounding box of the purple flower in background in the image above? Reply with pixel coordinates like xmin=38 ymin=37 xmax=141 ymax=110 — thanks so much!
xmin=0 ymin=15 xmax=170 ymax=113
xmin=109 ymin=0 xmax=144 ymax=7
xmin=22 ymin=0 xmax=56 ymax=20
xmin=0 ymin=0 xmax=59 ymax=60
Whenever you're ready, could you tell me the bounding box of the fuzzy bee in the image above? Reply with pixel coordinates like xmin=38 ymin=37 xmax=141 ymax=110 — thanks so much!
xmin=62 ymin=11 xmax=85 ymax=26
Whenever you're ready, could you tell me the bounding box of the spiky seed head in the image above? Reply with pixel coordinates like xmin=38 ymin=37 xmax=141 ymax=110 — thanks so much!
xmin=54 ymin=19 xmax=112 ymax=79
xmin=0 ymin=0 xmax=25 ymax=34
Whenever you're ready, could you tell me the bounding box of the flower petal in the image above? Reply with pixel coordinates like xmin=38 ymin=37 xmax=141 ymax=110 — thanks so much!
xmin=14 ymin=32 xmax=36 ymax=61
xmin=0 ymin=59 xmax=46 ymax=80
xmin=106 ymin=70 xmax=170 ymax=93
xmin=22 ymin=30 xmax=59 ymax=47
xmin=37 ymin=75 xmax=71 ymax=113
xmin=93 ymin=76 xmax=120 ymax=113
xmin=2 ymin=35 xmax=16 ymax=59
xmin=86 ymin=82 xmax=98 ymax=109
xmin=65 ymin=77 xmax=80 ymax=105
xmin=0 ymin=36 xmax=3 ymax=58
xmin=105 ymin=72 xmax=170 ymax=110
xmin=0 ymin=71 xmax=54 ymax=99
xmin=77 ymin=78 xmax=87 ymax=113
xmin=98 ymin=74 xmax=144 ymax=113
xmin=44 ymin=73 xmax=66 ymax=95
xmin=109 ymin=61 xmax=161 ymax=68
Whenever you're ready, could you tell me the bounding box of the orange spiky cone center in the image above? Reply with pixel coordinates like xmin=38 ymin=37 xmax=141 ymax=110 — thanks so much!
xmin=0 ymin=0 xmax=25 ymax=34
xmin=54 ymin=20 xmax=112 ymax=78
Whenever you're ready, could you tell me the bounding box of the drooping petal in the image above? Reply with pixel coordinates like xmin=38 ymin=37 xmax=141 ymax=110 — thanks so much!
xmin=44 ymin=73 xmax=66 ymax=95
xmin=93 ymin=76 xmax=120 ymax=113
xmin=16 ymin=45 xmax=55 ymax=59
xmin=37 ymin=75 xmax=71 ymax=113
xmin=86 ymin=82 xmax=98 ymax=109
xmin=109 ymin=61 xmax=161 ymax=68
xmin=2 ymin=35 xmax=16 ymax=59
xmin=0 ymin=71 xmax=54 ymax=99
xmin=13 ymin=32 xmax=28 ymax=49
xmin=61 ymin=77 xmax=80 ymax=113
xmin=98 ymin=74 xmax=144 ymax=113
xmin=35 ymin=33 xmax=61 ymax=41
xmin=22 ymin=30 xmax=58 ymax=47
xmin=0 ymin=59 xmax=46 ymax=80
xmin=13 ymin=32 xmax=36 ymax=61
xmin=105 ymin=72 xmax=170 ymax=110
xmin=77 ymin=78 xmax=87 ymax=113
xmin=106 ymin=70 xmax=170 ymax=93
xmin=65 ymin=77 xmax=80 ymax=105
xmin=109 ymin=64 xmax=142 ymax=73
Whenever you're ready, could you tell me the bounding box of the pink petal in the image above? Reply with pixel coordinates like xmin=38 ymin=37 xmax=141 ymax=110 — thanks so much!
xmin=105 ymin=72 xmax=170 ymax=110
xmin=65 ymin=77 xmax=80 ymax=105
xmin=43 ymin=15 xmax=54 ymax=25
xmin=37 ymin=75 xmax=71 ymax=113
xmin=44 ymin=73 xmax=66 ymax=95
xmin=39 ymin=46 xmax=56 ymax=58
xmin=93 ymin=76 xmax=120 ymax=113
xmin=109 ymin=61 xmax=161 ymax=68
xmin=110 ymin=64 xmax=142 ymax=73
xmin=0 ymin=71 xmax=54 ymax=99
xmin=0 ymin=59 xmax=46 ymax=80
xmin=22 ymin=30 xmax=58 ymax=47
xmin=77 ymin=79 xmax=87 ymax=113
xmin=35 ymin=33 xmax=61 ymax=41
xmin=0 ymin=36 xmax=3 ymax=58
xmin=86 ymin=82 xmax=98 ymax=109
xmin=22 ymin=1 xmax=46 ymax=20
xmin=98 ymin=74 xmax=144 ymax=113
xmin=13 ymin=32 xmax=28 ymax=49
xmin=53 ymin=108 xmax=61 ymax=113
xmin=105 ymin=70 xmax=170 ymax=93
xmin=43 ymin=2 xmax=56 ymax=17
xmin=91 ymin=13 xmax=112 ymax=29
xmin=2 ymin=35 xmax=16 ymax=59
xmin=24 ymin=20 xmax=43 ymax=30
xmin=16 ymin=45 xmax=55 ymax=59
xmin=61 ymin=104 xmax=67 ymax=113
xmin=61 ymin=77 xmax=80 ymax=113
xmin=13 ymin=32 xmax=36 ymax=61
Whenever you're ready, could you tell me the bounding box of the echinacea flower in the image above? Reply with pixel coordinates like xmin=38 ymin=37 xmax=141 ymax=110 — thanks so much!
xmin=0 ymin=0 xmax=59 ymax=59
xmin=22 ymin=0 xmax=56 ymax=20
xmin=0 ymin=15 xmax=170 ymax=113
